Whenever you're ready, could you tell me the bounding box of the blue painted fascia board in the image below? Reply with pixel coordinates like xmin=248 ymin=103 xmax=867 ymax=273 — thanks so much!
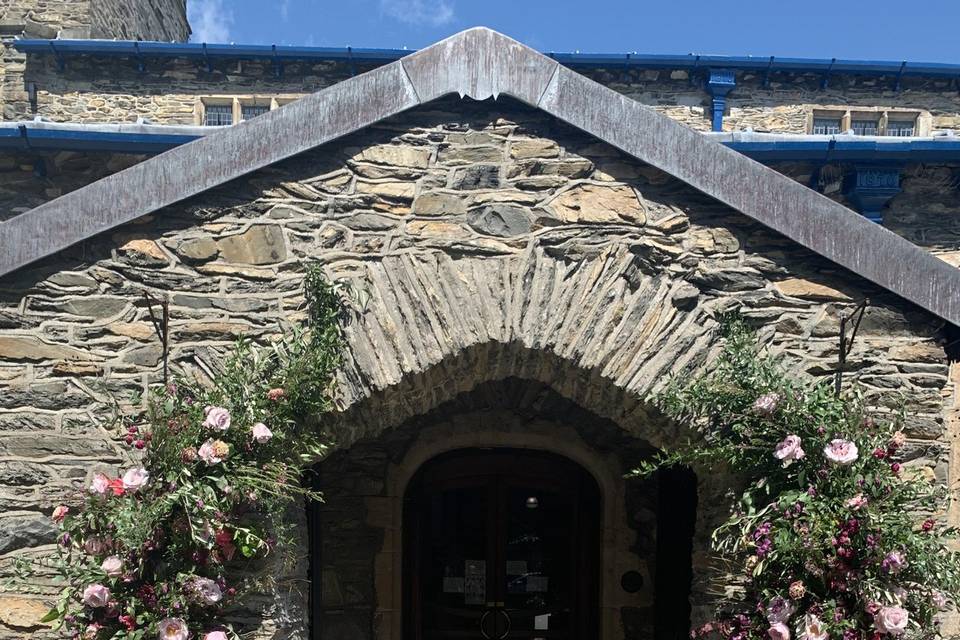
xmin=16 ymin=40 xmax=960 ymax=80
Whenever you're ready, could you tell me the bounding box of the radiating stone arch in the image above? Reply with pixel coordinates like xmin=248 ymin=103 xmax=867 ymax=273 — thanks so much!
xmin=326 ymin=244 xmax=726 ymax=450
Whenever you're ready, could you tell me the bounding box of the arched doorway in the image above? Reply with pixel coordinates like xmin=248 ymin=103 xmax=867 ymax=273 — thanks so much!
xmin=402 ymin=448 xmax=601 ymax=640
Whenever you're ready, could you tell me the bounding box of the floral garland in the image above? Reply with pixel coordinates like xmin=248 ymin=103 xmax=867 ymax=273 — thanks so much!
xmin=15 ymin=268 xmax=347 ymax=640
xmin=640 ymin=317 xmax=960 ymax=640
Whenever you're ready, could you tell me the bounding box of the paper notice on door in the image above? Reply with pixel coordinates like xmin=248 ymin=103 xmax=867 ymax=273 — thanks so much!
xmin=464 ymin=560 xmax=486 ymax=605
xmin=526 ymin=576 xmax=549 ymax=592
xmin=443 ymin=577 xmax=464 ymax=593
xmin=505 ymin=560 xmax=527 ymax=575
xmin=534 ymin=614 xmax=551 ymax=630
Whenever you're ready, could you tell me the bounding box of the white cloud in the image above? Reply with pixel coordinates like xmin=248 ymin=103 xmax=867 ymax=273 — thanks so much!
xmin=280 ymin=0 xmax=290 ymax=21
xmin=379 ymin=0 xmax=455 ymax=27
xmin=188 ymin=0 xmax=234 ymax=43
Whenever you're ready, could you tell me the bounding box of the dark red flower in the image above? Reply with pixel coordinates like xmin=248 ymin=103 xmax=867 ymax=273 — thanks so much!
xmin=922 ymin=518 xmax=936 ymax=532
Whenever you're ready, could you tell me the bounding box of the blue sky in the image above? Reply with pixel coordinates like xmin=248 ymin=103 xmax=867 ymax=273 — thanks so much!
xmin=188 ymin=0 xmax=960 ymax=63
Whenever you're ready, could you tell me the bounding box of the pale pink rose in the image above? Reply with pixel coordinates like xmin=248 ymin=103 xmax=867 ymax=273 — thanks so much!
xmin=51 ymin=505 xmax=69 ymax=523
xmin=188 ymin=577 xmax=223 ymax=605
xmin=774 ymin=435 xmax=805 ymax=467
xmin=204 ymin=633 xmax=229 ymax=640
xmin=845 ymin=493 xmax=868 ymax=509
xmin=203 ymin=406 xmax=231 ymax=431
xmin=766 ymin=596 xmax=797 ymax=624
xmin=82 ymin=583 xmax=111 ymax=608
xmin=89 ymin=473 xmax=110 ymax=495
xmin=121 ymin=467 xmax=149 ymax=492
xmin=875 ymin=606 xmax=909 ymax=635
xmin=266 ymin=388 xmax=286 ymax=401
xmin=158 ymin=618 xmax=189 ymax=640
xmin=932 ymin=591 xmax=950 ymax=611
xmin=101 ymin=555 xmax=123 ymax=578
xmin=824 ymin=439 xmax=859 ymax=465
xmin=800 ymin=614 xmax=828 ymax=640
xmin=768 ymin=622 xmax=790 ymax=640
xmin=83 ymin=623 xmax=102 ymax=639
xmin=252 ymin=422 xmax=272 ymax=443
xmin=753 ymin=392 xmax=782 ymax=416
xmin=198 ymin=439 xmax=230 ymax=465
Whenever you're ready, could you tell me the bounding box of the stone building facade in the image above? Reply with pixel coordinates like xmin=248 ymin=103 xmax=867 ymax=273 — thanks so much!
xmin=0 ymin=11 xmax=958 ymax=640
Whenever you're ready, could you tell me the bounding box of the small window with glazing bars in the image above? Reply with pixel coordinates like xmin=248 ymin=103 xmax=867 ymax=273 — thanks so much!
xmin=851 ymin=119 xmax=879 ymax=136
xmin=813 ymin=117 xmax=842 ymax=135
xmin=241 ymin=104 xmax=270 ymax=121
xmin=886 ymin=120 xmax=916 ymax=137
xmin=204 ymin=104 xmax=233 ymax=126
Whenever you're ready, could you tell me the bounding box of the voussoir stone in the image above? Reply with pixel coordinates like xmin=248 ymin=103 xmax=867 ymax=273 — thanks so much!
xmin=0 ymin=336 xmax=90 ymax=362
xmin=467 ymin=205 xmax=532 ymax=237
xmin=546 ymin=183 xmax=646 ymax=224
xmin=217 ymin=225 xmax=287 ymax=265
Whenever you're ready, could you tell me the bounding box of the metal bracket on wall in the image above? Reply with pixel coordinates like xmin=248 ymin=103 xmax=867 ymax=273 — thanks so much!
xmin=762 ymin=56 xmax=775 ymax=88
xmin=133 ymin=41 xmax=146 ymax=73
xmin=48 ymin=41 xmax=65 ymax=71
xmin=271 ymin=45 xmax=283 ymax=78
xmin=894 ymin=61 xmax=907 ymax=92
xmin=142 ymin=291 xmax=170 ymax=385
xmin=820 ymin=58 xmax=836 ymax=89
xmin=835 ymin=299 xmax=869 ymax=396
xmin=201 ymin=43 xmax=213 ymax=73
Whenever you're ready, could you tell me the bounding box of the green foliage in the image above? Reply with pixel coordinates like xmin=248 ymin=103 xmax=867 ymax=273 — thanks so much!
xmin=638 ymin=316 xmax=960 ymax=640
xmin=10 ymin=267 xmax=348 ymax=640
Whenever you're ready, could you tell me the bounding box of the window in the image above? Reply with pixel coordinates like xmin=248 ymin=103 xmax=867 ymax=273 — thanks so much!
xmin=204 ymin=104 xmax=233 ymax=127
xmin=241 ymin=104 xmax=270 ymax=121
xmin=813 ymin=117 xmax=842 ymax=135
xmin=886 ymin=120 xmax=916 ymax=137
xmin=851 ymin=119 xmax=879 ymax=136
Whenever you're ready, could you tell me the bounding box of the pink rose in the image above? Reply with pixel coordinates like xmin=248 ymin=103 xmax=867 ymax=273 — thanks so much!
xmin=267 ymin=388 xmax=286 ymax=401
xmin=753 ymin=392 xmax=782 ymax=416
xmin=121 ymin=467 xmax=149 ymax=492
xmin=801 ymin=614 xmax=828 ymax=640
xmin=101 ymin=555 xmax=123 ymax=578
xmin=845 ymin=493 xmax=868 ymax=510
xmin=766 ymin=596 xmax=796 ymax=624
xmin=205 ymin=633 xmax=229 ymax=640
xmin=768 ymin=622 xmax=790 ymax=640
xmin=875 ymin=606 xmax=908 ymax=635
xmin=89 ymin=473 xmax=110 ymax=495
xmin=774 ymin=435 xmax=805 ymax=467
xmin=203 ymin=406 xmax=231 ymax=431
xmin=888 ymin=430 xmax=906 ymax=450
xmin=824 ymin=439 xmax=858 ymax=465
xmin=932 ymin=591 xmax=950 ymax=611
xmin=883 ymin=551 xmax=907 ymax=574
xmin=252 ymin=422 xmax=272 ymax=443
xmin=83 ymin=623 xmax=102 ymax=639
xmin=198 ymin=439 xmax=230 ymax=465
xmin=51 ymin=505 xmax=69 ymax=523
xmin=82 ymin=583 xmax=111 ymax=608
xmin=158 ymin=618 xmax=189 ymax=640
xmin=188 ymin=577 xmax=223 ymax=605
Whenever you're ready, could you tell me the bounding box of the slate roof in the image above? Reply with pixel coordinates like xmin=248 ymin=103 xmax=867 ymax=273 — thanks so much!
xmin=1 ymin=27 xmax=958 ymax=325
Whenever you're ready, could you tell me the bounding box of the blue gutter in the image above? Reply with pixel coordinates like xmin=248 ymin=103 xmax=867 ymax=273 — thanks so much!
xmin=3 ymin=123 xmax=960 ymax=163
xmin=14 ymin=39 xmax=960 ymax=80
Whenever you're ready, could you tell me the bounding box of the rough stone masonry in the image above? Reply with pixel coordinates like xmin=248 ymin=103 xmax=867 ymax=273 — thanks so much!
xmin=0 ymin=97 xmax=957 ymax=639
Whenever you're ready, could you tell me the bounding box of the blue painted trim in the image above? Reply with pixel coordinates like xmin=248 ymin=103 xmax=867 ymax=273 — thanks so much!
xmin=14 ymin=40 xmax=960 ymax=80
xmin=3 ymin=125 xmax=960 ymax=163
xmin=706 ymin=69 xmax=736 ymax=132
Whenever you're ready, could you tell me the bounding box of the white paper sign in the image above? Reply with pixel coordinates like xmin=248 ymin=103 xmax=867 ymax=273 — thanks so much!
xmin=534 ymin=614 xmax=551 ymax=630
xmin=464 ymin=560 xmax=486 ymax=605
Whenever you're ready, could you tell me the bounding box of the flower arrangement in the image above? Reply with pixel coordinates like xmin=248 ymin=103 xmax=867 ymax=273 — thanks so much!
xmin=639 ymin=317 xmax=960 ymax=640
xmin=13 ymin=267 xmax=347 ymax=640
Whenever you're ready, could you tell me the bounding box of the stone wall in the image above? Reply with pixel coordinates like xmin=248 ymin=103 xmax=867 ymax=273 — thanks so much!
xmin=4 ymin=52 xmax=960 ymax=136
xmin=0 ymin=97 xmax=955 ymax=639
